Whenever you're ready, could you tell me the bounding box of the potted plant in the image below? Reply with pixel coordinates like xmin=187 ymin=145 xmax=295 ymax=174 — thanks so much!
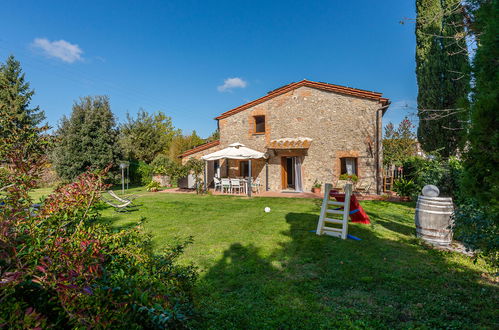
xmin=392 ymin=177 xmax=417 ymax=201
xmin=339 ymin=173 xmax=359 ymax=183
xmin=312 ymin=180 xmax=322 ymax=194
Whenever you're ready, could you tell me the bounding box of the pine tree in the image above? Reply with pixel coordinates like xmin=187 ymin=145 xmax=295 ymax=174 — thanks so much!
xmin=52 ymin=96 xmax=120 ymax=180
xmin=0 ymin=55 xmax=46 ymax=141
xmin=415 ymin=0 xmax=470 ymax=157
xmin=0 ymin=55 xmax=50 ymax=206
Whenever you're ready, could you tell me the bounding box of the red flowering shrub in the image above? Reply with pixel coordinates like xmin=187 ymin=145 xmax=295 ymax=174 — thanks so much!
xmin=1 ymin=170 xmax=197 ymax=328
xmin=39 ymin=168 xmax=110 ymax=222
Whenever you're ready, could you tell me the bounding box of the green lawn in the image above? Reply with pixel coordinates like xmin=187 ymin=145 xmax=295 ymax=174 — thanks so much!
xmin=34 ymin=187 xmax=498 ymax=328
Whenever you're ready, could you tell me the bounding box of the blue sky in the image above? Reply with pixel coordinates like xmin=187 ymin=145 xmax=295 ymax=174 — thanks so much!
xmin=1 ymin=0 xmax=417 ymax=137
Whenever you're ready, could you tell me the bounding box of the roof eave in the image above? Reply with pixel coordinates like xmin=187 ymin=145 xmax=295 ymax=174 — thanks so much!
xmin=179 ymin=140 xmax=220 ymax=158
xmin=214 ymin=79 xmax=389 ymax=120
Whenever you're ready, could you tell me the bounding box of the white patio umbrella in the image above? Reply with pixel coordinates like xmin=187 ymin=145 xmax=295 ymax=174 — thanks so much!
xmin=201 ymin=142 xmax=266 ymax=161
xmin=201 ymin=143 xmax=267 ymax=196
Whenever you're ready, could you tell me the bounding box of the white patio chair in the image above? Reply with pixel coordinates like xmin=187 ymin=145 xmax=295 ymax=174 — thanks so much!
xmin=230 ymin=178 xmax=243 ymax=194
xmin=355 ymin=180 xmax=372 ymax=194
xmin=221 ymin=178 xmax=231 ymax=193
xmin=333 ymin=180 xmax=349 ymax=191
xmin=251 ymin=178 xmax=261 ymax=193
xmin=108 ymin=190 xmax=138 ymax=203
xmin=213 ymin=177 xmax=222 ymax=192
xmin=101 ymin=196 xmax=135 ymax=212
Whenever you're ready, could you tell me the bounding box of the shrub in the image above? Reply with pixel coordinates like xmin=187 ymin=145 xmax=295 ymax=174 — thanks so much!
xmin=453 ymin=199 xmax=499 ymax=268
xmin=37 ymin=163 xmax=60 ymax=188
xmin=401 ymin=155 xmax=454 ymax=198
xmin=392 ymin=178 xmax=418 ymax=198
xmin=149 ymin=155 xmax=194 ymax=188
xmin=146 ymin=180 xmax=161 ymax=192
xmin=129 ymin=161 xmax=153 ymax=185
xmin=0 ymin=169 xmax=197 ymax=328
xmin=150 ymin=154 xmax=174 ymax=175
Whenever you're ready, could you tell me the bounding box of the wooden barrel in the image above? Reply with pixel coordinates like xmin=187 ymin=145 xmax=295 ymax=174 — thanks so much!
xmin=414 ymin=196 xmax=454 ymax=245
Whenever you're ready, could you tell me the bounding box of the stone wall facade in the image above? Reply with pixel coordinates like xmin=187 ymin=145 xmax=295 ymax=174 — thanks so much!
xmin=184 ymin=85 xmax=384 ymax=193
xmin=152 ymin=174 xmax=171 ymax=187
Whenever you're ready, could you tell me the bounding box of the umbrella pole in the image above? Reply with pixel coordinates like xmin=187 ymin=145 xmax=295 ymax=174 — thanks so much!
xmin=265 ymin=161 xmax=269 ymax=191
xmin=204 ymin=160 xmax=208 ymax=193
xmin=248 ymin=159 xmax=252 ymax=197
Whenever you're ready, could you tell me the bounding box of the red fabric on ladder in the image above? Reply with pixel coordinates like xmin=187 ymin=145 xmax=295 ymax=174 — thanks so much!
xmin=330 ymin=191 xmax=371 ymax=224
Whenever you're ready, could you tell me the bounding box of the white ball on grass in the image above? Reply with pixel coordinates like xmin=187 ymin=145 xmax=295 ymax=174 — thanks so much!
xmin=264 ymin=207 xmax=271 ymax=213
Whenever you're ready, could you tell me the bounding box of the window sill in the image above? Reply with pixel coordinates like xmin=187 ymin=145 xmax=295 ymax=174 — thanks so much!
xmin=252 ymin=132 xmax=265 ymax=136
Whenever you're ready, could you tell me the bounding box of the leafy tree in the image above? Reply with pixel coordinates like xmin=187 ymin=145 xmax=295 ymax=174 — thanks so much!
xmin=1 ymin=167 xmax=197 ymax=327
xmin=168 ymin=130 xmax=205 ymax=162
xmin=206 ymin=129 xmax=220 ymax=142
xmin=382 ymin=117 xmax=417 ymax=165
xmin=415 ymin=0 xmax=470 ymax=157
xmin=52 ymin=96 xmax=120 ymax=180
xmin=119 ymin=109 xmax=179 ymax=163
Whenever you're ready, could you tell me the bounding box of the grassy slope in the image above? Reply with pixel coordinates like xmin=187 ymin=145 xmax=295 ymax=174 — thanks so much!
xmin=33 ymin=187 xmax=498 ymax=328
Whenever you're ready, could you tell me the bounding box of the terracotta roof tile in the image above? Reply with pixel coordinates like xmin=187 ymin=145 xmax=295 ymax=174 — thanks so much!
xmin=215 ymin=79 xmax=390 ymax=120
xmin=180 ymin=140 xmax=220 ymax=158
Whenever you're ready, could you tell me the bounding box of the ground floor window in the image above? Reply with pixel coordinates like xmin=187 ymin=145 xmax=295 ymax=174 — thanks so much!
xmin=340 ymin=157 xmax=358 ymax=175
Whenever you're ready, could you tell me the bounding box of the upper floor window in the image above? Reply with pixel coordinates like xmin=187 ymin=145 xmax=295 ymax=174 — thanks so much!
xmin=340 ymin=157 xmax=358 ymax=176
xmin=254 ymin=115 xmax=265 ymax=134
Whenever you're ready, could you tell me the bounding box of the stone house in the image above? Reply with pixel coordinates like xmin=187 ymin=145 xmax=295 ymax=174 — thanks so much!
xmin=181 ymin=80 xmax=390 ymax=194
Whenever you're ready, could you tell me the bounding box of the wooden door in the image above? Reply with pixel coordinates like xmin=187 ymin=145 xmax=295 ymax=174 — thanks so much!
xmin=281 ymin=157 xmax=287 ymax=189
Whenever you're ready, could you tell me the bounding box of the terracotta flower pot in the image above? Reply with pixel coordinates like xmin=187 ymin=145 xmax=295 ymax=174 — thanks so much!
xmin=312 ymin=187 xmax=321 ymax=195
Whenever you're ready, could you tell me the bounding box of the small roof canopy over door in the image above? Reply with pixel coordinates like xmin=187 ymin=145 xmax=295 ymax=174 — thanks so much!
xmin=268 ymin=137 xmax=312 ymax=149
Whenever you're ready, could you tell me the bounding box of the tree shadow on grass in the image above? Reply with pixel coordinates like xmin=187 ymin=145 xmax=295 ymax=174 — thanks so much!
xmin=193 ymin=207 xmax=498 ymax=329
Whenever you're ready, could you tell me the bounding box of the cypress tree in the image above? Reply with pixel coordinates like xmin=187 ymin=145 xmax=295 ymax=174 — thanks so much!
xmin=415 ymin=0 xmax=470 ymax=157
xmin=441 ymin=0 xmax=471 ymax=150
xmin=53 ymin=96 xmax=121 ymax=180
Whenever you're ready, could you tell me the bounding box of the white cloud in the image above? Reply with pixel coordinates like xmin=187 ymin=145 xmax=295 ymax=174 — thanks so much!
xmin=31 ymin=38 xmax=83 ymax=63
xmin=217 ymin=77 xmax=247 ymax=92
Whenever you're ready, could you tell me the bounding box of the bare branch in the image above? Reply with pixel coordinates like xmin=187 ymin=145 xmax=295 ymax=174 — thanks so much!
xmin=0 ymin=184 xmax=14 ymax=192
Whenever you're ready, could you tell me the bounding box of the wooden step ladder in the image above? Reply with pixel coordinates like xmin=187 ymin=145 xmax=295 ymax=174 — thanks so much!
xmin=316 ymin=183 xmax=353 ymax=239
